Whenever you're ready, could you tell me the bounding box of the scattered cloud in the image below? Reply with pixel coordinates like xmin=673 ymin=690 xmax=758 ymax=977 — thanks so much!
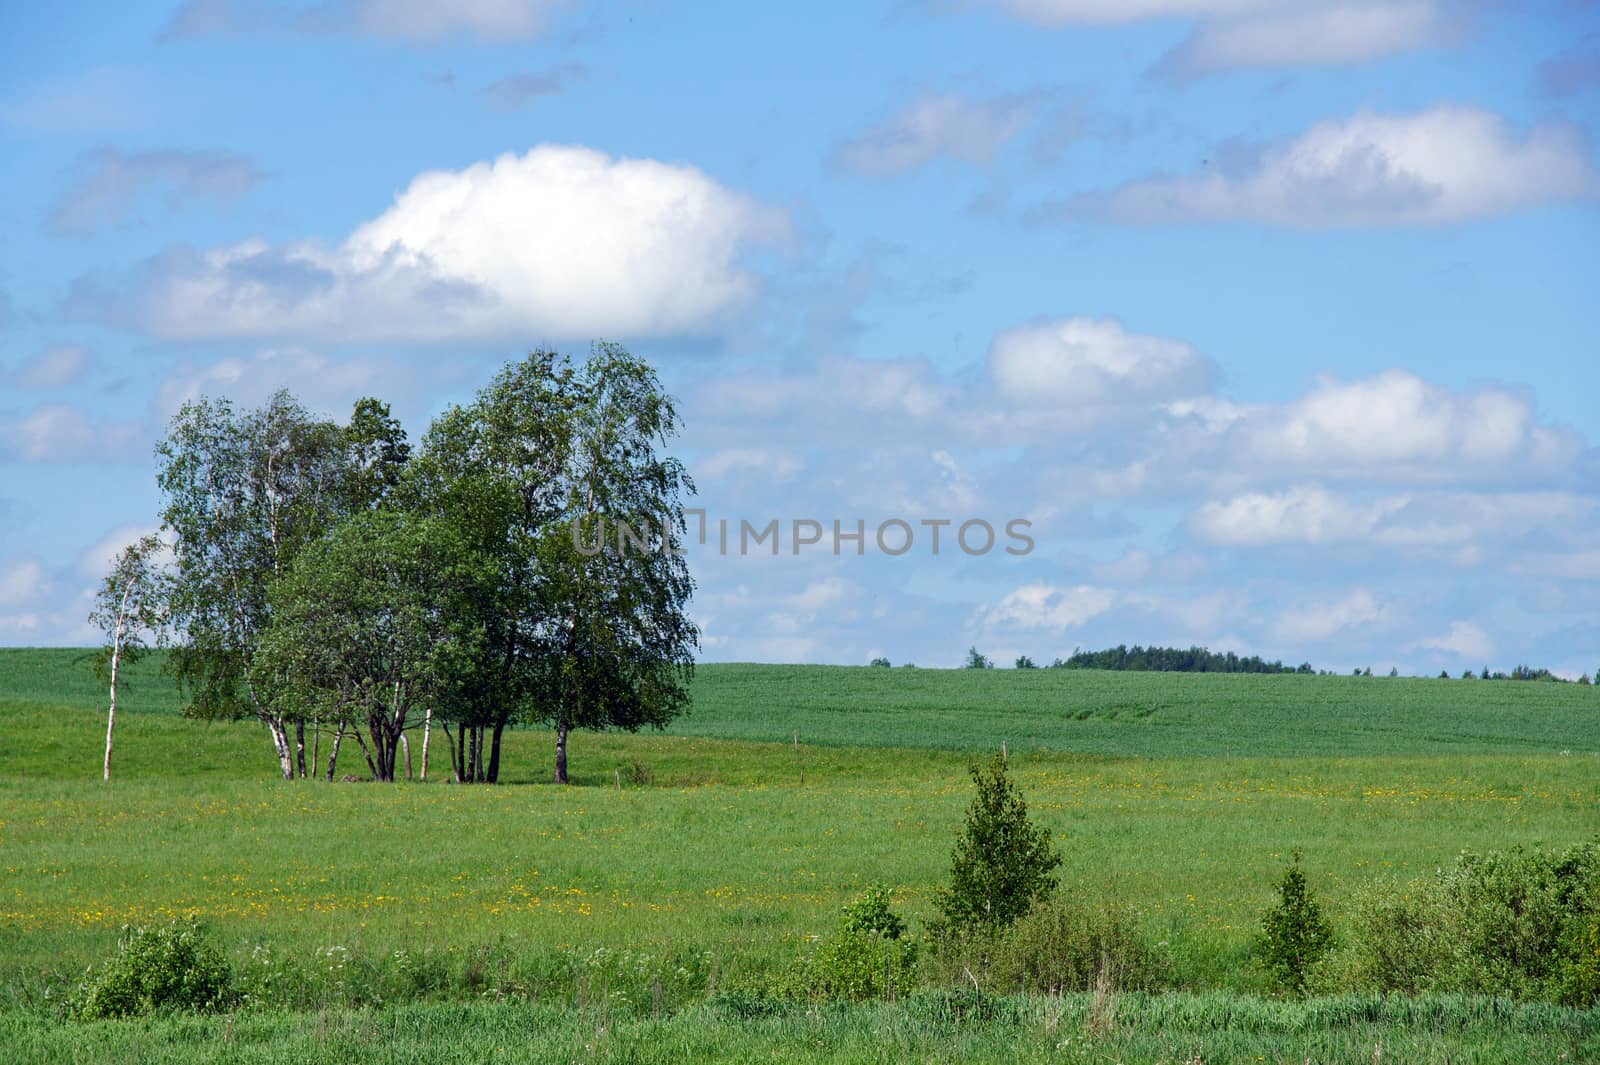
xmin=976 ymin=1 xmax=1462 ymax=75
xmin=75 ymin=524 xmax=164 ymax=581
xmin=74 ymin=145 xmax=788 ymax=343
xmin=978 ymin=583 xmax=1117 ymax=631
xmin=1156 ymin=2 xmax=1457 ymax=79
xmin=1538 ymin=35 xmax=1600 ymax=97
xmin=988 ymin=316 xmax=1217 ymax=407
xmin=0 ymin=67 xmax=155 ymax=132
xmin=478 ymin=65 xmax=586 ymax=109
xmin=49 ymin=148 xmax=264 ymax=236
xmin=0 ymin=559 xmax=48 ymax=609
xmin=1235 ymin=371 xmax=1581 ymax=478
xmin=163 ymin=0 xmax=572 ymax=43
xmin=156 ymin=347 xmax=419 ymax=419
xmin=0 ymin=406 xmax=145 ymax=464
xmin=9 ymin=345 xmax=89 ymax=390
xmin=1274 ymin=587 xmax=1393 ymax=643
xmin=833 ymin=92 xmax=1034 ymax=177
xmin=1416 ymin=620 xmax=1494 ymax=662
xmin=1065 ymin=107 xmax=1599 ymax=227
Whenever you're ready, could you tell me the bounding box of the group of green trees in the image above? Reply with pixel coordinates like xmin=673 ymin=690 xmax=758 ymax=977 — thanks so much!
xmin=954 ymin=645 xmax=1313 ymax=674
xmin=1052 ymin=645 xmax=1313 ymax=674
xmin=92 ymin=344 xmax=698 ymax=785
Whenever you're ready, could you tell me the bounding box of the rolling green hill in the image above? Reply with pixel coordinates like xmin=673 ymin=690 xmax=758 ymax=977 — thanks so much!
xmin=5 ymin=649 xmax=1594 ymax=759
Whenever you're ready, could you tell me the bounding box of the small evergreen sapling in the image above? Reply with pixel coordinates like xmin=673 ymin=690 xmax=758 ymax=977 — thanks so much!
xmin=933 ymin=754 xmax=1062 ymax=937
xmin=1257 ymin=850 xmax=1334 ymax=995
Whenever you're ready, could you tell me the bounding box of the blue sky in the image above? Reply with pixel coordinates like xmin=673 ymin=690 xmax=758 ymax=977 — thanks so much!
xmin=2 ymin=0 xmax=1598 ymax=675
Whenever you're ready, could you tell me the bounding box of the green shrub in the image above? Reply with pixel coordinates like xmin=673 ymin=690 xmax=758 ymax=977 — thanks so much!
xmin=69 ymin=921 xmax=237 ymax=1019
xmin=931 ymin=755 xmax=1061 ymax=939
xmin=839 ymin=883 xmax=906 ymax=940
xmin=1348 ymin=839 xmax=1598 ymax=1001
xmin=985 ymin=899 xmax=1169 ymax=993
xmin=776 ymin=884 xmax=917 ymax=1002
xmin=1257 ymin=851 xmax=1334 ymax=996
xmin=1556 ymin=910 xmax=1600 ymax=1007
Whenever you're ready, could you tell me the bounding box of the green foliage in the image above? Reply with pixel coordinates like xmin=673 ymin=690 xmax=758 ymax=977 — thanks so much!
xmin=1557 ymin=910 xmax=1600 ymax=1007
xmin=1256 ymin=850 xmax=1334 ymax=996
xmin=932 ymin=756 xmax=1061 ymax=938
xmin=1347 ymin=839 xmax=1599 ymax=1001
xmin=1055 ymin=644 xmax=1306 ymax=674
xmin=963 ymin=647 xmax=992 ymax=669
xmin=933 ymin=899 xmax=1169 ymax=994
xmin=69 ymin=921 xmax=236 ymax=1019
xmin=10 ymin=994 xmax=1596 ymax=1063
xmin=775 ymin=885 xmax=916 ymax=1002
xmin=837 ymin=883 xmax=906 ymax=940
xmin=1014 ymin=655 xmax=1036 ymax=670
xmin=251 ymin=509 xmax=493 ymax=781
xmin=409 ymin=344 xmax=698 ymax=784
xmin=868 ymin=657 xmax=891 ymax=668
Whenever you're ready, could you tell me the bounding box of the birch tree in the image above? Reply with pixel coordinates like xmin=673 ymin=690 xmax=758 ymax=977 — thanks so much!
xmin=88 ymin=535 xmax=169 ymax=780
xmin=251 ymin=510 xmax=490 ymax=782
xmin=536 ymin=343 xmax=698 ymax=784
xmin=155 ymin=392 xmax=405 ymax=778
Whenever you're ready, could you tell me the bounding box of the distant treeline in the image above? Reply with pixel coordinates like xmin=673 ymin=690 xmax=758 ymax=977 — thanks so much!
xmin=1050 ymin=645 xmax=1313 ymax=675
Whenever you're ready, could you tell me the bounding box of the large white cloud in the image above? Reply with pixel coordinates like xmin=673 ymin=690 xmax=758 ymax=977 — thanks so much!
xmin=95 ymin=145 xmax=787 ymax=343
xmin=1080 ymin=107 xmax=1599 ymax=227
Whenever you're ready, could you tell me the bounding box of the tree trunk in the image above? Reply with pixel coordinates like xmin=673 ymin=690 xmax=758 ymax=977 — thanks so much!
xmin=267 ymin=718 xmax=294 ymax=780
xmin=295 ymin=719 xmax=308 ymax=779
xmin=401 ymin=732 xmax=412 ymax=780
xmin=555 ymin=717 xmax=570 ymax=784
xmin=467 ymin=726 xmax=479 ymax=783
xmin=487 ymin=718 xmax=507 ymax=783
xmin=326 ymin=722 xmax=346 ymax=782
xmin=354 ymin=727 xmax=378 ymax=780
xmin=311 ymin=718 xmax=321 ymax=780
xmin=103 ymin=634 xmax=121 ymax=781
xmin=420 ymin=707 xmax=432 ymax=782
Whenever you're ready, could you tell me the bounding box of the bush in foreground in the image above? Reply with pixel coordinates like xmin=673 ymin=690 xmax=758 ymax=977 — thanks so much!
xmin=929 ymin=898 xmax=1170 ymax=995
xmin=1257 ymin=850 xmax=1334 ymax=996
xmin=930 ymin=755 xmax=1061 ymax=940
xmin=1346 ymin=838 xmax=1599 ymax=1003
xmin=69 ymin=921 xmax=237 ymax=1020
xmin=775 ymin=884 xmax=918 ymax=1001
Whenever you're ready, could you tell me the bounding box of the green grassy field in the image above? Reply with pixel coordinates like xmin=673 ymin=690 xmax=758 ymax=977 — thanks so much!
xmin=1 ymin=649 xmax=1597 ymax=1061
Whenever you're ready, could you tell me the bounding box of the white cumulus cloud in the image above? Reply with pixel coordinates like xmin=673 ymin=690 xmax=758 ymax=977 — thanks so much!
xmin=94 ymin=145 xmax=787 ymax=343
xmin=1239 ymin=370 xmax=1580 ymax=477
xmin=1082 ymin=107 xmax=1598 ymax=227
xmin=1275 ymin=587 xmax=1393 ymax=643
xmin=989 ymin=316 xmax=1217 ymax=407
xmin=1417 ymin=620 xmax=1494 ymax=662
xmin=979 ymin=584 xmax=1116 ymax=631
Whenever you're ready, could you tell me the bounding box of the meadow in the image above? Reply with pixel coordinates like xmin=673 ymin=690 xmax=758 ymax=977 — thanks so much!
xmin=1 ymin=649 xmax=1597 ymax=1061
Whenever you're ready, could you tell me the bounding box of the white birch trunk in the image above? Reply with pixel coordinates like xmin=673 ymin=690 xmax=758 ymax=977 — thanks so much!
xmin=420 ymin=706 xmax=432 ymax=782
